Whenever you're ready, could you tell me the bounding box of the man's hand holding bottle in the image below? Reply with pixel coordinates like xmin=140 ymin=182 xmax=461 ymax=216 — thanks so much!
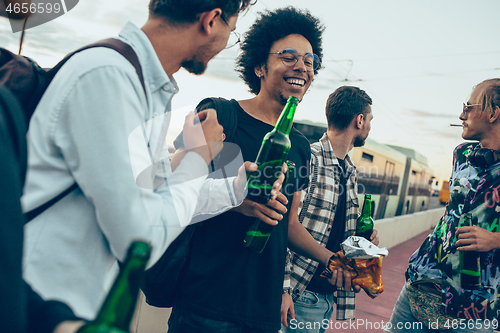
xmin=232 ymin=162 xmax=288 ymax=226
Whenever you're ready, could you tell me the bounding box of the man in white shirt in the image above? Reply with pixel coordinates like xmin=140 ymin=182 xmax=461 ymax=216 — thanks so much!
xmin=22 ymin=0 xmax=255 ymax=320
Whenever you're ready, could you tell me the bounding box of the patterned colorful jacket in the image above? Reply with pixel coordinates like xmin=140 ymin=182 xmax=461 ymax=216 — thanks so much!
xmin=407 ymin=142 xmax=500 ymax=321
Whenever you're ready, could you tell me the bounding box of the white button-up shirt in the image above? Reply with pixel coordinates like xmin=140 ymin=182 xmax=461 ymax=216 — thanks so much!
xmin=22 ymin=22 xmax=238 ymax=319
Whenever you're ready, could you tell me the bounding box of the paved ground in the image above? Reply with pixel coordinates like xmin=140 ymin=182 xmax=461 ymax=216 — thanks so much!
xmin=325 ymin=230 xmax=431 ymax=333
xmin=428 ymin=195 xmax=446 ymax=210
xmin=131 ymin=230 xmax=433 ymax=333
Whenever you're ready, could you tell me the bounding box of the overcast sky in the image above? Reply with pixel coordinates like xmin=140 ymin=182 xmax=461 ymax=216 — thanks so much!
xmin=1 ymin=0 xmax=499 ymax=181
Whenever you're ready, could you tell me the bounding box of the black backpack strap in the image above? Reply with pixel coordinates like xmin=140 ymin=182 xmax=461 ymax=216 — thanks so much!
xmin=91 ymin=38 xmax=146 ymax=98
xmin=25 ymin=183 xmax=79 ymax=223
xmin=24 ymin=38 xmax=148 ymax=119
xmin=24 ymin=38 xmax=147 ymax=223
xmin=206 ymin=97 xmax=239 ymax=143
xmin=197 ymin=98 xmax=239 ymax=173
xmin=49 ymin=38 xmax=147 ymax=99
xmin=173 ymin=97 xmax=239 ymax=150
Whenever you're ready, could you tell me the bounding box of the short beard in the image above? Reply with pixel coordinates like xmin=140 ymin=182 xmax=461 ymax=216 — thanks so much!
xmin=278 ymin=92 xmax=302 ymax=106
xmin=181 ymin=60 xmax=207 ymax=75
xmin=353 ymin=135 xmax=366 ymax=147
xmin=278 ymin=92 xmax=288 ymax=106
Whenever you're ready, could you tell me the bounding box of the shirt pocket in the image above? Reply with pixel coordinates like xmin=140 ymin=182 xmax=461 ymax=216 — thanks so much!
xmin=312 ymin=182 xmax=334 ymax=212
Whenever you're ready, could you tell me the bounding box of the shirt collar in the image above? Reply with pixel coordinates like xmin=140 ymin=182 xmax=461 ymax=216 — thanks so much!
xmin=118 ymin=22 xmax=178 ymax=95
xmin=319 ymin=132 xmax=355 ymax=172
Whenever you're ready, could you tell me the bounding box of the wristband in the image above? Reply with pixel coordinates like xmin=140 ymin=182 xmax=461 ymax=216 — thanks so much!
xmin=321 ymin=254 xmax=336 ymax=279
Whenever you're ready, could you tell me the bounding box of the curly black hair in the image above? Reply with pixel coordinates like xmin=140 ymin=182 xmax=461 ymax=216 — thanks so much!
xmin=236 ymin=7 xmax=325 ymax=95
xmin=149 ymin=0 xmax=254 ymax=24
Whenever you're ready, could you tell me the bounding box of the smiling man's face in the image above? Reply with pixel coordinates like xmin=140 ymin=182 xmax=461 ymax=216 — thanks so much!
xmin=257 ymin=34 xmax=315 ymax=105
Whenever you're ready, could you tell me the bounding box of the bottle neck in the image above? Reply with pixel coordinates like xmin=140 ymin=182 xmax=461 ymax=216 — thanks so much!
xmin=93 ymin=247 xmax=149 ymax=330
xmin=463 ymin=214 xmax=472 ymax=227
xmin=275 ymin=97 xmax=298 ymax=135
xmin=361 ymin=196 xmax=372 ymax=216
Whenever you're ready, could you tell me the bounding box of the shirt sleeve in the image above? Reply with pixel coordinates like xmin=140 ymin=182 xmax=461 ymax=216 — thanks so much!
xmin=153 ymin=150 xmax=241 ymax=226
xmin=192 ymin=176 xmax=242 ymax=219
xmin=283 ymin=248 xmax=292 ymax=292
xmin=52 ymin=64 xmax=211 ymax=267
xmin=296 ymin=138 xmax=311 ymax=192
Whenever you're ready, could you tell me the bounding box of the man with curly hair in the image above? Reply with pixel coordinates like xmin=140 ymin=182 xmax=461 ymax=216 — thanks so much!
xmin=21 ymin=0 xmax=255 ymax=321
xmin=167 ymin=7 xmax=347 ymax=333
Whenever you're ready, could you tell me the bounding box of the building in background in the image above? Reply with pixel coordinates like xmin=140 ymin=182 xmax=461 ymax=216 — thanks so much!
xmin=294 ymin=119 xmax=435 ymax=219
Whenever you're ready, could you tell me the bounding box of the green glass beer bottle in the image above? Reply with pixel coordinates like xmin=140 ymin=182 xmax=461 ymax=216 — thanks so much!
xmin=77 ymin=241 xmax=151 ymax=333
xmin=243 ymin=96 xmax=299 ymax=253
xmin=460 ymin=213 xmax=481 ymax=289
xmin=244 ymin=160 xmax=295 ymax=253
xmin=356 ymin=194 xmax=374 ymax=240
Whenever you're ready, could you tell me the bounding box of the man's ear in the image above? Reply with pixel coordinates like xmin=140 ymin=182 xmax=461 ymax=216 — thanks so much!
xmin=489 ymin=105 xmax=500 ymax=124
xmin=355 ymin=113 xmax=364 ymax=129
xmin=199 ymin=8 xmax=222 ymax=35
xmin=254 ymin=66 xmax=264 ymax=78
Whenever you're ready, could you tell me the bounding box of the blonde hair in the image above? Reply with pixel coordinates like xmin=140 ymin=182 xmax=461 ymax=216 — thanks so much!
xmin=475 ymin=78 xmax=500 ymax=115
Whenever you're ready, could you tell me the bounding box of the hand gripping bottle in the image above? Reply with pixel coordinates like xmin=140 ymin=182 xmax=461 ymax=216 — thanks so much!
xmin=243 ymin=96 xmax=299 ymax=253
xmin=460 ymin=213 xmax=481 ymax=289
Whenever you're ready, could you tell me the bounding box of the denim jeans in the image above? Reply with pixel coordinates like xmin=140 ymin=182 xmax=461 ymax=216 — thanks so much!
xmin=385 ymin=284 xmax=496 ymax=333
xmin=167 ymin=302 xmax=276 ymax=333
xmin=281 ymin=290 xmax=335 ymax=333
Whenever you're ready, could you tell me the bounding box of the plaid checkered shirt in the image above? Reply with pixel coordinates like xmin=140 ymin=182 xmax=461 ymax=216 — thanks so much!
xmin=284 ymin=133 xmax=359 ymax=320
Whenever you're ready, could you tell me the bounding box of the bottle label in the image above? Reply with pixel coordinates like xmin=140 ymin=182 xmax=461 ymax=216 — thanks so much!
xmin=460 ymin=269 xmax=481 ymax=276
xmin=246 ymin=159 xmax=284 ymax=202
xmin=246 ymin=230 xmax=272 ymax=237
xmin=357 ymin=223 xmax=372 ymax=233
xmin=247 ymin=159 xmax=283 ymax=188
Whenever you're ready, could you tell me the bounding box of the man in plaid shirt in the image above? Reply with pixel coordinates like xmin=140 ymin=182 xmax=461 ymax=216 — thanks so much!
xmin=281 ymin=86 xmax=379 ymax=333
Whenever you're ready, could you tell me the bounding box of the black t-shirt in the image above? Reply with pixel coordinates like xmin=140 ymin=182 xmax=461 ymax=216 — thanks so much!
xmin=178 ymin=99 xmax=310 ymax=330
xmin=306 ymin=158 xmax=347 ymax=295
